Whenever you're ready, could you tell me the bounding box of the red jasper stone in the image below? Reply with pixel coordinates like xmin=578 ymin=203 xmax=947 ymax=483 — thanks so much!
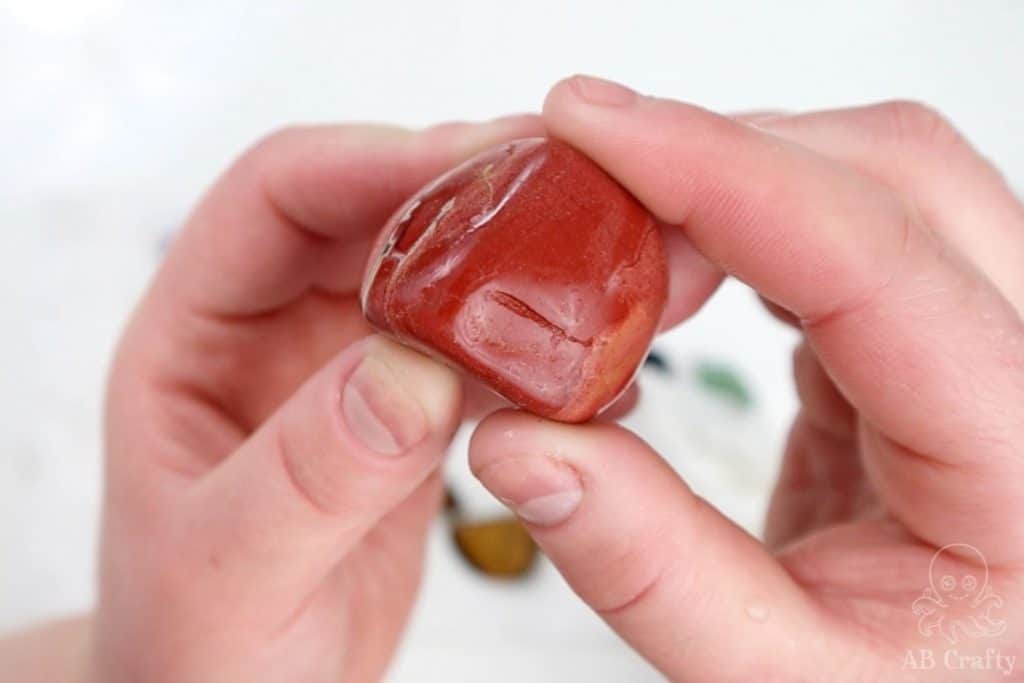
xmin=361 ymin=138 xmax=667 ymax=423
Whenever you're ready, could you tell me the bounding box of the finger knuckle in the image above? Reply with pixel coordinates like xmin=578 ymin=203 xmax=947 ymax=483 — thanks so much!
xmin=586 ymin=527 xmax=686 ymax=617
xmin=238 ymin=123 xmax=405 ymax=217
xmin=592 ymin=562 xmax=666 ymax=617
xmin=275 ymin=422 xmax=346 ymax=516
xmin=869 ymin=100 xmax=963 ymax=149
xmin=246 ymin=125 xmax=312 ymax=160
xmin=226 ymin=125 xmax=315 ymax=196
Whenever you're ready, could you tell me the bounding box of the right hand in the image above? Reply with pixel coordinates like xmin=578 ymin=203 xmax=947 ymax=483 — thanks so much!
xmin=469 ymin=76 xmax=1024 ymax=681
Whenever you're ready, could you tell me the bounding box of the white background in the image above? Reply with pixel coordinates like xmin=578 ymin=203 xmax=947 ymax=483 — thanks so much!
xmin=1 ymin=1 xmax=1021 ymax=680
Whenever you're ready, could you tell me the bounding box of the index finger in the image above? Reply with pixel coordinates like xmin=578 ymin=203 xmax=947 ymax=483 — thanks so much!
xmin=155 ymin=116 xmax=544 ymax=318
xmin=543 ymin=77 xmax=1024 ymax=552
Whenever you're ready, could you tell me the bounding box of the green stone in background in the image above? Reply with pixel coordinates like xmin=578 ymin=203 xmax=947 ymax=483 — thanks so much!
xmin=695 ymin=361 xmax=754 ymax=411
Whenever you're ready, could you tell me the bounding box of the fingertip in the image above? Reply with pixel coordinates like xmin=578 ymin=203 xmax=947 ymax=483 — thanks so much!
xmin=420 ymin=113 xmax=545 ymax=163
xmin=659 ymin=222 xmax=724 ymax=331
xmin=543 ymin=78 xmax=696 ymax=227
xmin=542 ymin=77 xmax=622 ymax=155
xmin=468 ymin=409 xmax=649 ymax=481
xmin=544 ymin=74 xmax=640 ymax=117
xmin=486 ymin=112 xmax=546 ymax=135
xmin=467 ymin=409 xmax=542 ymax=475
xmin=355 ymin=336 xmax=464 ymax=440
xmin=544 ymin=80 xmax=726 ymax=332
xmin=469 ymin=411 xmax=593 ymax=528
xmin=468 ymin=410 xmax=576 ymax=480
xmin=540 ymin=76 xmax=579 ymax=120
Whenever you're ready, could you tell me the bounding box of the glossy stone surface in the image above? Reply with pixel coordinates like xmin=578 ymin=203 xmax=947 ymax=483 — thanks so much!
xmin=361 ymin=138 xmax=667 ymax=422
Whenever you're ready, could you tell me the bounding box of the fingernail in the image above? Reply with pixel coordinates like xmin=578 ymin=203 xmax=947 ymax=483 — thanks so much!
xmin=569 ymin=75 xmax=637 ymax=107
xmin=341 ymin=348 xmax=430 ymax=456
xmin=475 ymin=456 xmax=583 ymax=526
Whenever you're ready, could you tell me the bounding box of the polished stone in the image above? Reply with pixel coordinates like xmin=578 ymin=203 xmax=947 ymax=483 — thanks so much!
xmin=362 ymin=138 xmax=667 ymax=422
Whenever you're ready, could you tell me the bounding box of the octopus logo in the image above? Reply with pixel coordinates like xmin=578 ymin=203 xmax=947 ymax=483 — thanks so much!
xmin=911 ymin=543 xmax=1007 ymax=644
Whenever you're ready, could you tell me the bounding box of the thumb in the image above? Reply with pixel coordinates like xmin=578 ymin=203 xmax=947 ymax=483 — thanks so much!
xmin=469 ymin=411 xmax=837 ymax=681
xmin=179 ymin=335 xmax=461 ymax=629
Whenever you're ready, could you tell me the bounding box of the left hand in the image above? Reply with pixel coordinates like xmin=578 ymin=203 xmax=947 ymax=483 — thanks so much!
xmin=89 ymin=115 xmax=540 ymax=683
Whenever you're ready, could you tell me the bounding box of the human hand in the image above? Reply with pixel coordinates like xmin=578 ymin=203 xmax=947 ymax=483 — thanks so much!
xmin=469 ymin=77 xmax=1024 ymax=681
xmin=93 ymin=115 xmax=541 ymax=682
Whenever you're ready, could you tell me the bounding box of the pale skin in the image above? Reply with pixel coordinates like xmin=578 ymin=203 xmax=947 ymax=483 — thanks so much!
xmin=2 ymin=75 xmax=1023 ymax=681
